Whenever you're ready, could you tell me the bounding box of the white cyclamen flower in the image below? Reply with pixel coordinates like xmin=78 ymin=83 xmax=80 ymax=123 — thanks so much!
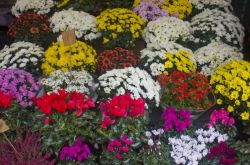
xmin=41 ymin=70 xmax=94 ymax=95
xmin=12 ymin=0 xmax=54 ymax=16
xmin=0 ymin=41 xmax=44 ymax=74
xmin=50 ymin=9 xmax=101 ymax=41
xmin=98 ymin=67 xmax=160 ymax=107
xmin=194 ymin=41 xmax=243 ymax=76
xmin=143 ymin=17 xmax=191 ymax=46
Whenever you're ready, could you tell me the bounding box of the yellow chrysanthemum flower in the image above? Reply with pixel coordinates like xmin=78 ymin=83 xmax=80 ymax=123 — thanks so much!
xmin=241 ymin=112 xmax=250 ymax=120
xmin=42 ymin=41 xmax=96 ymax=75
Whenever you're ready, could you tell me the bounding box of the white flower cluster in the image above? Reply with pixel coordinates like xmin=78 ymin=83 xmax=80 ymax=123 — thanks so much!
xmin=11 ymin=0 xmax=54 ymax=16
xmin=169 ymin=127 xmax=228 ymax=165
xmin=194 ymin=42 xmax=243 ymax=76
xmin=190 ymin=9 xmax=245 ymax=50
xmin=195 ymin=127 xmax=229 ymax=144
xmin=41 ymin=70 xmax=94 ymax=95
xmin=169 ymin=135 xmax=207 ymax=165
xmin=190 ymin=0 xmax=232 ymax=12
xmin=140 ymin=42 xmax=195 ymax=76
xmin=0 ymin=41 xmax=44 ymax=74
xmin=146 ymin=128 xmax=164 ymax=155
xmin=50 ymin=9 xmax=101 ymax=41
xmin=143 ymin=17 xmax=191 ymax=46
xmin=98 ymin=67 xmax=160 ymax=107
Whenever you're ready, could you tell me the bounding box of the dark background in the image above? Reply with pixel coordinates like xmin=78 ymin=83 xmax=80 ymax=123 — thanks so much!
xmin=0 ymin=0 xmax=250 ymax=61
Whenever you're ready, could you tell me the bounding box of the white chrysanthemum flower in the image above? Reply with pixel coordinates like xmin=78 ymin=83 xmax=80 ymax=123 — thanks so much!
xmin=190 ymin=9 xmax=245 ymax=50
xmin=12 ymin=0 xmax=54 ymax=16
xmin=194 ymin=41 xmax=243 ymax=76
xmin=98 ymin=67 xmax=160 ymax=107
xmin=41 ymin=70 xmax=94 ymax=95
xmin=50 ymin=9 xmax=101 ymax=41
xmin=143 ymin=17 xmax=191 ymax=46
xmin=0 ymin=41 xmax=44 ymax=75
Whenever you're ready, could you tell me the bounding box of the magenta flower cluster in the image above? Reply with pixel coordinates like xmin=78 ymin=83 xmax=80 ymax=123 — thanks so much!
xmin=133 ymin=0 xmax=168 ymax=22
xmin=107 ymin=135 xmax=133 ymax=160
xmin=208 ymin=142 xmax=236 ymax=165
xmin=59 ymin=138 xmax=91 ymax=162
xmin=208 ymin=109 xmax=235 ymax=128
xmin=162 ymin=106 xmax=191 ymax=132
xmin=0 ymin=69 xmax=39 ymax=107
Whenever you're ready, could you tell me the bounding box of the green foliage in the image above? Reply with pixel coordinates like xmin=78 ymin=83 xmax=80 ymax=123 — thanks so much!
xmin=231 ymin=139 xmax=250 ymax=165
xmin=30 ymin=108 xmax=100 ymax=156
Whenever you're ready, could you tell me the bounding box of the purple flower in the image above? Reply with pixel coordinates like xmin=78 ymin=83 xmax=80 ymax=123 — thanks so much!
xmin=133 ymin=0 xmax=168 ymax=22
xmin=162 ymin=106 xmax=191 ymax=132
xmin=59 ymin=139 xmax=91 ymax=162
xmin=0 ymin=69 xmax=39 ymax=107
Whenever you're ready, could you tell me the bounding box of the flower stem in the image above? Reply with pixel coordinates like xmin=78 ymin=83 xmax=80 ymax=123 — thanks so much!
xmin=3 ymin=133 xmax=23 ymax=159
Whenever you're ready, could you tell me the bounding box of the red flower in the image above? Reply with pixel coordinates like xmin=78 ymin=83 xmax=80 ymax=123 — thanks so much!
xmin=0 ymin=90 xmax=13 ymax=109
xmin=53 ymin=101 xmax=67 ymax=113
xmin=44 ymin=117 xmax=50 ymax=124
xmin=30 ymin=27 xmax=39 ymax=33
xmin=101 ymin=116 xmax=115 ymax=129
xmin=129 ymin=98 xmax=145 ymax=117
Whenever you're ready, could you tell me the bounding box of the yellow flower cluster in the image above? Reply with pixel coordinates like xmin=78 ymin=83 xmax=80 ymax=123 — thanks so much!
xmin=163 ymin=49 xmax=196 ymax=75
xmin=56 ymin=0 xmax=70 ymax=8
xmin=210 ymin=60 xmax=250 ymax=121
xmin=42 ymin=41 xmax=96 ymax=76
xmin=96 ymin=8 xmax=145 ymax=48
xmin=133 ymin=0 xmax=192 ymax=19
xmin=162 ymin=0 xmax=192 ymax=19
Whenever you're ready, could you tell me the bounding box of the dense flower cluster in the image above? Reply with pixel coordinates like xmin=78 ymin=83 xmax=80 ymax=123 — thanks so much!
xmin=7 ymin=12 xmax=52 ymax=47
xmin=208 ymin=109 xmax=235 ymax=128
xmin=59 ymin=138 xmax=91 ymax=162
xmin=107 ymin=135 xmax=133 ymax=160
xmin=0 ymin=69 xmax=38 ymax=107
xmin=162 ymin=106 xmax=191 ymax=132
xmin=0 ymin=90 xmax=13 ymax=110
xmin=141 ymin=42 xmax=196 ymax=77
xmin=210 ymin=60 xmax=250 ymax=121
xmin=189 ymin=0 xmax=232 ymax=12
xmin=208 ymin=142 xmax=236 ymax=165
xmin=97 ymin=8 xmax=145 ymax=48
xmin=50 ymin=9 xmax=101 ymax=41
xmin=143 ymin=17 xmax=191 ymax=46
xmin=42 ymin=41 xmax=97 ymax=75
xmin=193 ymin=42 xmax=243 ymax=76
xmin=169 ymin=135 xmax=208 ymax=165
xmin=33 ymin=89 xmax=95 ymax=116
xmin=11 ymin=0 xmax=54 ymax=16
xmin=41 ymin=70 xmax=94 ymax=95
xmin=158 ymin=71 xmax=211 ymax=109
xmin=97 ymin=48 xmax=140 ymax=73
xmin=0 ymin=41 xmax=44 ymax=76
xmin=133 ymin=0 xmax=168 ymax=22
xmin=100 ymin=94 xmax=145 ymax=128
xmin=190 ymin=9 xmax=245 ymax=50
xmin=98 ymin=67 xmax=160 ymax=107
xmin=161 ymin=0 xmax=192 ymax=19
xmin=169 ymin=127 xmax=228 ymax=165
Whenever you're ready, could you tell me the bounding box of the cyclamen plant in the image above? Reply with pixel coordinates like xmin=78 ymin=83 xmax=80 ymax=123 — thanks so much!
xmin=208 ymin=109 xmax=235 ymax=128
xmin=0 ymin=90 xmax=13 ymax=110
xmin=50 ymin=9 xmax=101 ymax=41
xmin=0 ymin=69 xmax=39 ymax=107
xmin=162 ymin=106 xmax=191 ymax=132
xmin=59 ymin=138 xmax=91 ymax=162
xmin=0 ymin=41 xmax=44 ymax=76
xmin=11 ymin=0 xmax=55 ymax=16
xmin=33 ymin=89 xmax=95 ymax=117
